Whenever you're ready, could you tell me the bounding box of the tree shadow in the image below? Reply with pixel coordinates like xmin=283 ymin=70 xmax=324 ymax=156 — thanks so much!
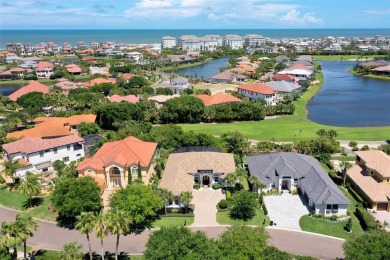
xmin=56 ymin=215 xmax=76 ymax=229
xmin=22 ymin=197 xmax=44 ymax=209
xmin=91 ymin=251 xmax=132 ymax=260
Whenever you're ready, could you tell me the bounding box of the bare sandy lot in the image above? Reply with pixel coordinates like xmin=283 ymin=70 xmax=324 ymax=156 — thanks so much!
xmin=193 ymin=82 xmax=238 ymax=94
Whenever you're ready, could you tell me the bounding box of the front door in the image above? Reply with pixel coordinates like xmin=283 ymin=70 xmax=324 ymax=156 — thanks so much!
xmin=112 ymin=177 xmax=121 ymax=188
xmin=281 ymin=180 xmax=289 ymax=190
xmin=202 ymin=175 xmax=210 ymax=187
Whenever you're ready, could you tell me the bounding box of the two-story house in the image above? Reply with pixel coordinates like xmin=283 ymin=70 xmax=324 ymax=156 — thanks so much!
xmin=347 ymin=150 xmax=390 ymax=212
xmin=77 ymin=136 xmax=158 ymax=190
xmin=237 ymin=83 xmax=278 ymax=106
xmin=2 ymin=135 xmax=85 ymax=178
xmin=35 ymin=61 xmax=54 ymax=78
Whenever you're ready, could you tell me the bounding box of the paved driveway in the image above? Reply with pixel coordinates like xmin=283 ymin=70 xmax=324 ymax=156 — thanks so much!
xmin=370 ymin=210 xmax=390 ymax=232
xmin=264 ymin=194 xmax=309 ymax=230
xmin=190 ymin=188 xmax=224 ymax=227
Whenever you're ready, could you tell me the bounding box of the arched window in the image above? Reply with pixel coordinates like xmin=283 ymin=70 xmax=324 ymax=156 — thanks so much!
xmin=131 ymin=166 xmax=138 ymax=175
xmin=111 ymin=167 xmax=120 ymax=175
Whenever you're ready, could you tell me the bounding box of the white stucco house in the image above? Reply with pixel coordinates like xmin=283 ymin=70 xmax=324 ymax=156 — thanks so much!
xmin=247 ymin=152 xmax=350 ymax=216
xmin=2 ymin=135 xmax=85 ymax=178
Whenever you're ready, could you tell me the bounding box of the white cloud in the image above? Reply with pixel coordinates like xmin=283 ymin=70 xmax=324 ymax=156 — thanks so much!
xmin=136 ymin=0 xmax=173 ymax=8
xmin=208 ymin=13 xmax=219 ymax=21
xmin=281 ymin=9 xmax=323 ymax=25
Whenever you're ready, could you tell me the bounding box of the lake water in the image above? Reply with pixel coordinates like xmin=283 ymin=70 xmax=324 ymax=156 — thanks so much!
xmin=175 ymin=57 xmax=229 ymax=79
xmin=0 ymin=85 xmax=23 ymax=96
xmin=307 ymin=61 xmax=390 ymax=127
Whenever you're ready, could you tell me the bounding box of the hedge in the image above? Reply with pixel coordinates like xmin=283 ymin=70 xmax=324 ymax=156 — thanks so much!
xmin=226 ymin=190 xmax=232 ymax=200
xmin=0 ymin=175 xmax=5 ymax=184
xmin=355 ymin=207 xmax=377 ymax=231
xmin=346 ymin=184 xmax=365 ymax=204
xmin=161 ymin=213 xmax=195 ymax=218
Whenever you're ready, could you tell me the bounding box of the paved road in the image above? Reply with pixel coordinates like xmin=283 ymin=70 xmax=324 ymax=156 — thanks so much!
xmin=0 ymin=206 xmax=344 ymax=259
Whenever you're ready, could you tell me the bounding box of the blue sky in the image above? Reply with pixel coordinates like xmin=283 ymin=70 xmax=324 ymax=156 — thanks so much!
xmin=0 ymin=0 xmax=389 ymax=29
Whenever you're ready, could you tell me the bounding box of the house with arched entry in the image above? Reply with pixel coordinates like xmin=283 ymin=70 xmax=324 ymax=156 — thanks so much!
xmin=159 ymin=148 xmax=236 ymax=209
xmin=77 ymin=136 xmax=158 ymax=190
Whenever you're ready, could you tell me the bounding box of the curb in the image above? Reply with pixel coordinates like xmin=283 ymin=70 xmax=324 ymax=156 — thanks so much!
xmin=266 ymin=226 xmax=346 ymax=241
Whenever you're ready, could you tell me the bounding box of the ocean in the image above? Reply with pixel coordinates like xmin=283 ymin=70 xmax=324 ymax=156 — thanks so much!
xmin=1 ymin=29 xmax=390 ymax=49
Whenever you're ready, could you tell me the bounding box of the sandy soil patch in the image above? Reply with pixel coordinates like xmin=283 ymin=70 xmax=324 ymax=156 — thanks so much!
xmin=193 ymin=82 xmax=238 ymax=94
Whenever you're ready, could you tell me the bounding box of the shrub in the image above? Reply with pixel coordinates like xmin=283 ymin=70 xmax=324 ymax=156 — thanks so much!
xmin=0 ymin=174 xmax=5 ymax=184
xmin=346 ymin=184 xmax=365 ymax=204
xmin=262 ymin=203 xmax=268 ymax=215
xmin=193 ymin=183 xmax=200 ymax=190
xmin=352 ymin=147 xmax=359 ymax=151
xmin=344 ymin=218 xmax=352 ymax=232
xmin=360 ymin=145 xmax=369 ymax=151
xmin=355 ymin=207 xmax=377 ymax=231
xmin=212 ymin=183 xmax=222 ymax=190
xmin=291 ymin=188 xmax=298 ymax=195
xmin=270 ymin=189 xmax=278 ymax=195
xmin=349 ymin=141 xmax=357 ymax=147
xmin=218 ymin=199 xmax=228 ymax=209
xmin=226 ymin=190 xmax=232 ymax=200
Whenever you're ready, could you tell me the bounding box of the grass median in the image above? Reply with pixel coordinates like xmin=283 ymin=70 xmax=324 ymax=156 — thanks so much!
xmin=180 ymin=72 xmax=390 ymax=142
xmin=217 ymin=208 xmax=270 ymax=226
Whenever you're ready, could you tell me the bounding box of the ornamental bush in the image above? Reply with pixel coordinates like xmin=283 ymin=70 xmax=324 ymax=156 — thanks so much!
xmin=218 ymin=199 xmax=228 ymax=209
xmin=212 ymin=183 xmax=222 ymax=190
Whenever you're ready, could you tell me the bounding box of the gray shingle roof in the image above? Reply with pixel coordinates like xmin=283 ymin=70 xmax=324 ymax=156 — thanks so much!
xmin=247 ymin=152 xmax=349 ymax=205
xmin=265 ymin=81 xmax=303 ymax=93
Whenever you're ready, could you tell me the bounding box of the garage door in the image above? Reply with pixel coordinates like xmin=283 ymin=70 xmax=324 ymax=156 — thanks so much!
xmin=377 ymin=203 xmax=388 ymax=211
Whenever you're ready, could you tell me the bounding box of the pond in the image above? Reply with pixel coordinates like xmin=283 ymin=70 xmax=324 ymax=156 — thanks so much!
xmin=175 ymin=57 xmax=229 ymax=79
xmin=307 ymin=61 xmax=390 ymax=127
xmin=0 ymin=84 xmax=23 ymax=96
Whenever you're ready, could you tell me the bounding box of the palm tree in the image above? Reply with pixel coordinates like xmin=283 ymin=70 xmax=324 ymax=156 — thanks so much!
xmin=15 ymin=214 xmax=38 ymax=260
xmin=18 ymin=172 xmax=41 ymax=208
xmin=75 ymin=212 xmax=97 ymax=260
xmin=60 ymin=242 xmax=84 ymax=260
xmin=156 ymin=188 xmax=173 ymax=214
xmin=95 ymin=212 xmax=108 ymax=260
xmin=105 ymin=210 xmax=131 ymax=260
xmin=179 ymin=191 xmax=193 ymax=213
xmin=224 ymin=173 xmax=237 ymax=187
xmin=0 ymin=221 xmax=22 ymax=260
xmin=248 ymin=176 xmax=267 ymax=194
xmin=235 ymin=168 xmax=248 ymax=182
xmin=341 ymin=161 xmax=353 ymax=187
xmin=2 ymin=159 xmax=22 ymax=184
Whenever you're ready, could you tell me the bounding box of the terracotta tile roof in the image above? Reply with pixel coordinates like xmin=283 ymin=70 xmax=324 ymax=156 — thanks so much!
xmin=9 ymin=67 xmax=25 ymax=72
xmin=372 ymin=65 xmax=390 ymax=72
xmin=288 ymin=64 xmax=311 ymax=71
xmin=84 ymin=78 xmax=115 ymax=87
xmin=272 ymin=74 xmax=296 ymax=81
xmin=77 ymin=136 xmax=157 ymax=171
xmin=8 ymin=80 xmax=50 ymax=101
xmin=108 ymin=94 xmax=138 ymax=104
xmin=18 ymin=158 xmax=31 ymax=166
xmin=159 ymin=151 xmax=236 ymax=195
xmin=356 ymin=150 xmax=390 ymax=178
xmin=3 ymin=135 xmax=83 ymax=155
xmin=347 ymin=165 xmax=390 ymax=202
xmin=197 ymin=92 xmax=242 ymax=106
xmin=238 ymin=83 xmax=276 ymax=94
xmin=6 ymin=114 xmax=95 ymax=139
xmin=121 ymin=73 xmax=137 ymax=81
xmin=65 ymin=64 xmax=82 ymax=74
xmin=35 ymin=61 xmax=54 ymax=71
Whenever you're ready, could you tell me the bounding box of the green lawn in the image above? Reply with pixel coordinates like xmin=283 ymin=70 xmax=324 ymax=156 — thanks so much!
xmin=299 ymin=186 xmax=364 ymax=239
xmin=0 ymin=78 xmax=58 ymax=85
xmin=217 ymin=208 xmax=270 ymax=226
xmin=347 ymin=67 xmax=390 ymax=81
xmin=0 ymin=185 xmax=57 ymax=221
xmin=313 ymin=54 xmax=385 ymax=61
xmin=153 ymin=215 xmax=194 ymax=227
xmin=33 ymin=249 xmax=143 ymax=260
xmin=180 ymin=72 xmax=390 ymax=141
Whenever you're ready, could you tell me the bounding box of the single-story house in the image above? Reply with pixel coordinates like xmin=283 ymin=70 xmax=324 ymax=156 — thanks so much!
xmin=2 ymin=135 xmax=85 ymax=178
xmin=77 ymin=136 xmax=158 ymax=190
xmin=209 ymin=70 xmax=247 ymax=84
xmin=8 ymin=80 xmax=50 ymax=102
xmin=159 ymin=149 xmax=236 ymax=208
xmin=347 ymin=150 xmax=390 ymax=212
xmin=265 ymin=81 xmax=304 ymax=94
xmin=148 ymin=94 xmax=180 ymax=108
xmin=196 ymin=92 xmax=242 ymax=106
xmin=247 ymin=152 xmax=349 ymax=216
xmin=108 ymin=94 xmax=138 ymax=104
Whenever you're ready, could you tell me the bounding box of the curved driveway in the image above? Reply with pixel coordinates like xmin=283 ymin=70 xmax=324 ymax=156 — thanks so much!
xmin=0 ymin=206 xmax=344 ymax=259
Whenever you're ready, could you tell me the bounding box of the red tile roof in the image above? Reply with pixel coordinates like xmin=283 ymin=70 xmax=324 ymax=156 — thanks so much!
xmin=288 ymin=64 xmax=311 ymax=71
xmin=121 ymin=73 xmax=137 ymax=81
xmin=35 ymin=61 xmax=54 ymax=71
xmin=8 ymin=80 xmax=50 ymax=101
xmin=77 ymin=136 xmax=157 ymax=171
xmin=6 ymin=114 xmax=96 ymax=139
xmin=3 ymin=135 xmax=83 ymax=155
xmin=108 ymin=94 xmax=138 ymax=104
xmin=238 ymin=83 xmax=277 ymax=95
xmin=272 ymin=74 xmax=296 ymax=81
xmin=84 ymin=78 xmax=115 ymax=87
xmin=197 ymin=92 xmax=242 ymax=106
xmin=65 ymin=64 xmax=82 ymax=74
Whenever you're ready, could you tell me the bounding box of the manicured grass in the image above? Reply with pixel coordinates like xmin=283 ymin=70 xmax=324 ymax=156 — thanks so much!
xmin=153 ymin=215 xmax=194 ymax=227
xmin=313 ymin=55 xmax=385 ymax=61
xmin=0 ymin=78 xmax=57 ymax=85
xmin=217 ymin=208 xmax=270 ymax=226
xmin=33 ymin=249 xmax=144 ymax=260
xmin=239 ymin=176 xmax=250 ymax=191
xmin=180 ymin=72 xmax=390 ymax=141
xmin=299 ymin=186 xmax=364 ymax=239
xmin=0 ymin=185 xmax=57 ymax=221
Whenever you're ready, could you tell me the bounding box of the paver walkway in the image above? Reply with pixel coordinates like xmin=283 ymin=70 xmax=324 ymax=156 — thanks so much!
xmin=264 ymin=193 xmax=309 ymax=230
xmin=191 ymin=188 xmax=224 ymax=226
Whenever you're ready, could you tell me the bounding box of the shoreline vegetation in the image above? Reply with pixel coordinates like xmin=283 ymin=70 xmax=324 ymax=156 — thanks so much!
xmin=347 ymin=67 xmax=390 ymax=81
xmin=182 ymin=69 xmax=390 ymax=141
